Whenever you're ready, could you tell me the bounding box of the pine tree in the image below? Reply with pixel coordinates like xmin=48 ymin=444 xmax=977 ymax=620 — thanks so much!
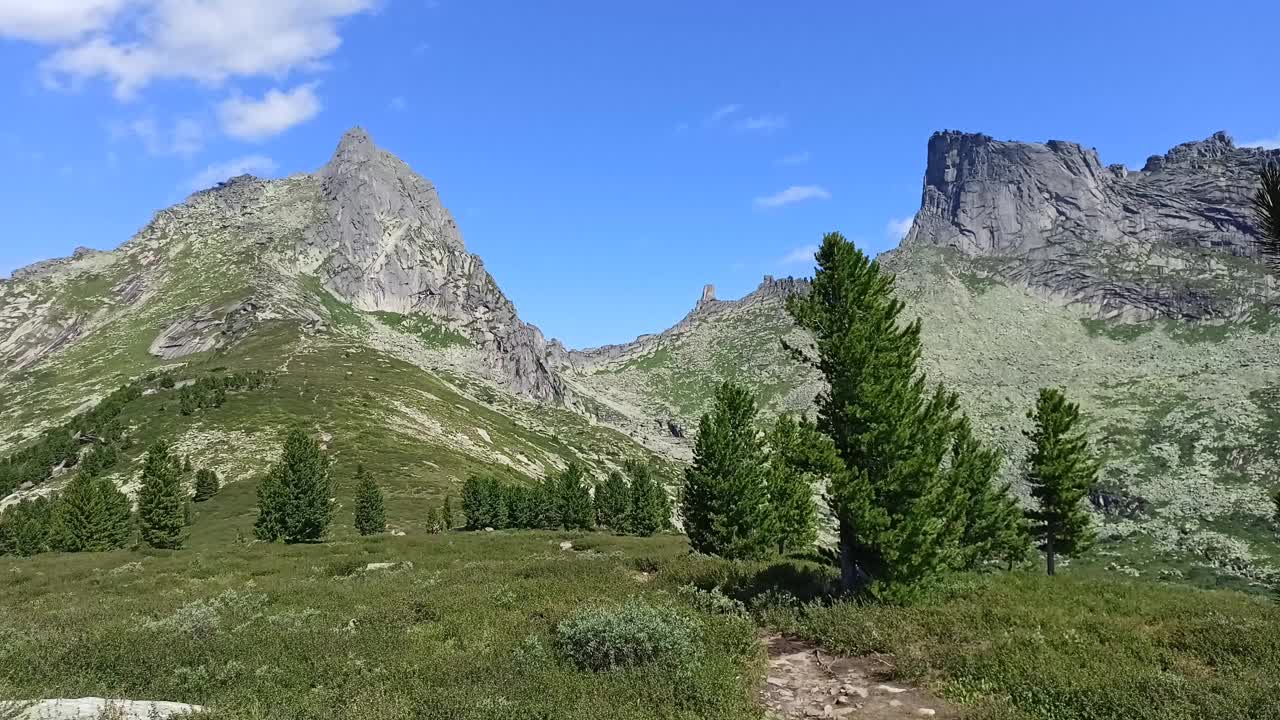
xmin=1024 ymin=388 xmax=1098 ymax=576
xmin=182 ymin=456 xmax=193 ymax=474
xmin=137 ymin=441 xmax=187 ymax=550
xmin=352 ymin=464 xmax=386 ymax=536
xmin=99 ymin=478 xmax=134 ymax=549
xmin=1254 ymin=164 xmax=1280 ymax=266
xmin=1273 ymin=489 xmax=1280 ymax=526
xmin=626 ymin=460 xmax=669 ymax=537
xmin=786 ymin=232 xmax=1003 ymax=598
xmin=193 ymin=468 xmax=220 ymax=502
xmin=948 ymin=419 xmax=1030 ymax=570
xmin=254 ymin=430 xmax=332 ymax=543
xmin=765 ymin=414 xmax=841 ymax=557
xmin=443 ymin=495 xmax=456 ymax=529
xmin=426 ymin=505 xmax=443 ymax=534
xmin=681 ymin=381 xmax=773 ymax=559
xmin=556 ymin=463 xmax=595 ymax=530
xmin=462 ymin=474 xmax=507 ymax=530
xmin=0 ymin=496 xmax=55 ymax=556
xmin=595 ymin=470 xmax=631 ymax=532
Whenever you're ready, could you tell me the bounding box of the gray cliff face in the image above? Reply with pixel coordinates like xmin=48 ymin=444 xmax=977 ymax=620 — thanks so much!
xmin=302 ymin=128 xmax=569 ymax=404
xmin=903 ymin=130 xmax=1277 ymax=320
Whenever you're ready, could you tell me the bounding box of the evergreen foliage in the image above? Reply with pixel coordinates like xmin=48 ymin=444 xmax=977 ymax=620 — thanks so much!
xmin=137 ymin=442 xmax=187 ymax=550
xmin=626 ymin=460 xmax=670 ymax=537
xmin=352 ymin=464 xmax=386 ymax=536
xmin=0 ymin=496 xmax=56 ymax=556
xmin=443 ymin=495 xmax=455 ymax=529
xmin=595 ymin=470 xmax=631 ymax=532
xmin=1254 ymin=164 xmax=1280 ymax=266
xmin=193 ymin=468 xmax=221 ymax=502
xmin=254 ymin=430 xmax=332 ymax=543
xmin=556 ymin=463 xmax=595 ymax=530
xmin=462 ymin=474 xmax=508 ymax=529
xmin=948 ymin=419 xmax=1031 ymax=570
xmin=764 ymin=414 xmax=840 ymax=556
xmin=681 ymin=381 xmax=773 ymax=559
xmin=1024 ymin=388 xmax=1099 ymax=575
xmin=786 ymin=232 xmax=1009 ymax=599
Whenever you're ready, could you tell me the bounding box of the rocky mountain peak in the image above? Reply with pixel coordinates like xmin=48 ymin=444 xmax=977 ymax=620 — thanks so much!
xmin=1141 ymin=130 xmax=1241 ymax=172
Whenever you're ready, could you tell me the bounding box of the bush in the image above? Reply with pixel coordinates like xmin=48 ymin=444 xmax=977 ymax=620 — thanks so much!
xmin=556 ymin=598 xmax=698 ymax=672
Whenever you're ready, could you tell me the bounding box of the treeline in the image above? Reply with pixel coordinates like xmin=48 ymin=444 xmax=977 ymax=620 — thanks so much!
xmin=178 ymin=370 xmax=272 ymax=415
xmin=461 ymin=460 xmax=672 ymax=536
xmin=0 ymin=442 xmax=220 ymax=556
xmin=683 ymin=233 xmax=1100 ymax=599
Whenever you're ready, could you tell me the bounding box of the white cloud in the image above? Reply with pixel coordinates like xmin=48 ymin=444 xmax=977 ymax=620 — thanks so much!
xmin=779 ymin=151 xmax=810 ymax=165
xmin=0 ymin=0 xmax=132 ymax=43
xmin=1241 ymin=132 xmax=1280 ymax=150
xmin=36 ymin=0 xmax=375 ymax=100
xmin=185 ymin=154 xmax=277 ymax=192
xmin=736 ymin=114 xmax=786 ymax=133
xmin=886 ymin=216 xmax=914 ymax=238
xmin=115 ymin=115 xmax=205 ymax=157
xmin=218 ymin=84 xmax=320 ymax=141
xmin=706 ymin=103 xmax=741 ymax=125
xmin=780 ymin=244 xmax=818 ymax=265
xmin=754 ymin=185 xmax=831 ymax=210
xmin=389 ymin=95 xmax=407 ymax=112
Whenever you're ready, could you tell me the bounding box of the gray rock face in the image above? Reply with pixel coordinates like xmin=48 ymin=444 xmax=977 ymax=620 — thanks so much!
xmin=149 ymin=302 xmax=262 ymax=360
xmin=904 ymin=130 xmax=1278 ymax=320
xmin=301 ymin=128 xmax=569 ymax=404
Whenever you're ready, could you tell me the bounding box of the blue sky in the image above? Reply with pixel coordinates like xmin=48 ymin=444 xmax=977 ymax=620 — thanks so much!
xmin=1 ymin=1 xmax=1278 ymax=348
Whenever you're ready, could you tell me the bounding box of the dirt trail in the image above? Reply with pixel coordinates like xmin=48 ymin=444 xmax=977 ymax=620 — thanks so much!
xmin=760 ymin=636 xmax=960 ymax=719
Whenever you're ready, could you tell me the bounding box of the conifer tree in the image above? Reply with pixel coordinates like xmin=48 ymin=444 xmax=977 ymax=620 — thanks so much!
xmin=254 ymin=430 xmax=332 ymax=543
xmin=626 ymin=460 xmax=669 ymax=537
xmin=681 ymin=382 xmax=773 ymax=559
xmin=1254 ymin=164 xmax=1280 ymax=266
xmin=595 ymin=470 xmax=631 ymax=532
xmin=1024 ymin=388 xmax=1098 ymax=576
xmin=182 ymin=456 xmax=193 ymax=474
xmin=765 ymin=414 xmax=841 ymax=557
xmin=786 ymin=232 xmax=1004 ymax=598
xmin=948 ymin=419 xmax=1030 ymax=570
xmin=443 ymin=495 xmax=456 ymax=529
xmin=462 ymin=474 xmax=507 ymax=529
xmin=352 ymin=464 xmax=386 ymax=536
xmin=426 ymin=505 xmax=443 ymax=534
xmin=138 ymin=441 xmax=187 ymax=550
xmin=1273 ymin=489 xmax=1280 ymax=526
xmin=193 ymin=468 xmax=220 ymax=502
xmin=557 ymin=463 xmax=595 ymax=530
xmin=0 ymin=496 xmax=55 ymax=556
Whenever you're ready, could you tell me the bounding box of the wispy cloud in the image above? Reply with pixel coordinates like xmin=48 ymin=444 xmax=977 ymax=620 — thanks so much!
xmin=218 ymin=84 xmax=321 ymax=141
xmin=754 ymin=185 xmax=831 ymax=210
xmin=706 ymin=103 xmax=742 ymax=126
xmin=778 ymin=151 xmax=811 ymax=165
xmin=185 ymin=154 xmax=278 ymax=192
xmin=780 ymin=244 xmax=818 ymax=265
xmin=1241 ymin=132 xmax=1280 ymax=150
xmin=736 ymin=114 xmax=786 ymax=133
xmin=886 ymin=217 xmax=914 ymax=238
xmin=115 ymin=116 xmax=204 ymax=157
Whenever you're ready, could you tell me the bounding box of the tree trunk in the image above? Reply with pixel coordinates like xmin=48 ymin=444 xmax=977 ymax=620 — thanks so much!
xmin=1046 ymin=535 xmax=1056 ymax=577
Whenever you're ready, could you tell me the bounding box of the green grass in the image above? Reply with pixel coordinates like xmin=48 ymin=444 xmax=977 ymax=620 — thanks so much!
xmin=1079 ymin=318 xmax=1156 ymax=342
xmin=373 ymin=312 xmax=471 ymax=349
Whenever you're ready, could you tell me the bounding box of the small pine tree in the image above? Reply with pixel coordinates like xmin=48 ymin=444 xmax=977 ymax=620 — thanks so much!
xmin=138 ymin=442 xmax=187 ymax=550
xmin=0 ymin=496 xmax=55 ymax=557
xmin=595 ymin=470 xmax=631 ymax=532
xmin=681 ymin=381 xmax=773 ymax=560
xmin=765 ymin=414 xmax=840 ymax=557
xmin=193 ymin=468 xmax=220 ymax=502
xmin=557 ymin=463 xmax=595 ymax=530
xmin=443 ymin=495 xmax=456 ymax=529
xmin=352 ymin=464 xmax=386 ymax=536
xmin=426 ymin=505 xmax=443 ymax=534
xmin=627 ymin=460 xmax=670 ymax=537
xmin=254 ymin=430 xmax=332 ymax=543
xmin=1024 ymin=388 xmax=1098 ymax=576
xmin=182 ymin=456 xmax=193 ymax=474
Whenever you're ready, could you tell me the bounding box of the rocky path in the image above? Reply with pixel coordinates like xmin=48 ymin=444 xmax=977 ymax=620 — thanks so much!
xmin=760 ymin=636 xmax=958 ymax=720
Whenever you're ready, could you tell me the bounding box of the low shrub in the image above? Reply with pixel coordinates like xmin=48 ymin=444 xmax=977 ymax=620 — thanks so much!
xmin=556 ymin=598 xmax=698 ymax=672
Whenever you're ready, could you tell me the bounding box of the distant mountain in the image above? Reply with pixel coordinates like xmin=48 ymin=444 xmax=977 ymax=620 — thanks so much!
xmin=2 ymin=128 xmax=1276 ymax=586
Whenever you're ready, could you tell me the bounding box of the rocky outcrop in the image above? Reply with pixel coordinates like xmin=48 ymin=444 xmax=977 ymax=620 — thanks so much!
xmin=902 ymin=130 xmax=1278 ymax=320
xmin=1 ymin=698 xmax=203 ymax=719
xmin=4 ymin=247 xmax=102 ymax=282
xmin=300 ymin=128 xmax=570 ymax=404
xmin=149 ymin=302 xmax=262 ymax=360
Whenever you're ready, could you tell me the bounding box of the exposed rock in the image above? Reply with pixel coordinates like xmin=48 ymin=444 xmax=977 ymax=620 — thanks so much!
xmin=667 ymin=419 xmax=686 ymax=438
xmin=1089 ymin=487 xmax=1150 ymax=519
xmin=363 ymin=561 xmax=413 ymax=572
xmin=149 ymin=302 xmax=261 ymax=360
xmin=0 ymin=698 xmax=202 ymax=719
xmin=901 ymin=130 xmax=1277 ymax=321
xmin=4 ymin=247 xmax=102 ymax=282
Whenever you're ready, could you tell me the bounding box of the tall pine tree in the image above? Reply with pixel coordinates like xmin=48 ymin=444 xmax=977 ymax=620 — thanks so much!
xmin=557 ymin=463 xmax=595 ymax=530
xmin=138 ymin=442 xmax=186 ymax=550
xmin=947 ymin=419 xmax=1030 ymax=570
xmin=352 ymin=464 xmax=386 ymax=536
xmin=765 ymin=414 xmax=841 ymax=557
xmin=786 ymin=232 xmax=1006 ymax=598
xmin=193 ymin=468 xmax=220 ymax=502
xmin=1024 ymin=388 xmax=1098 ymax=576
xmin=681 ymin=381 xmax=773 ymax=560
xmin=462 ymin=474 xmax=507 ymax=530
xmin=0 ymin=496 xmax=55 ymax=556
xmin=443 ymin=495 xmax=456 ymax=529
xmin=254 ymin=430 xmax=332 ymax=543
xmin=595 ymin=470 xmax=631 ymax=532
xmin=626 ymin=460 xmax=669 ymax=537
